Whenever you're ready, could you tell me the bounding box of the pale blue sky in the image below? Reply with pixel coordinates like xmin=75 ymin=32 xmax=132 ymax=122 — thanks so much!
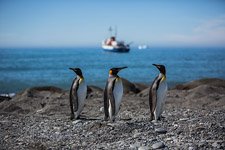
xmin=0 ymin=0 xmax=225 ymax=48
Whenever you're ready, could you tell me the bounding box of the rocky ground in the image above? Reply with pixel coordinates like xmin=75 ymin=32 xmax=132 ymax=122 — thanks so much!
xmin=0 ymin=78 xmax=225 ymax=150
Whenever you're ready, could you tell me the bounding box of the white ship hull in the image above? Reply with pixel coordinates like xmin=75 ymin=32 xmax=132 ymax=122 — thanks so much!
xmin=102 ymin=44 xmax=130 ymax=53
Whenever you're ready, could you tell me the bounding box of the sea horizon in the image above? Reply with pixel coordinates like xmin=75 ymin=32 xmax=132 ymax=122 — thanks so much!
xmin=1 ymin=47 xmax=225 ymax=94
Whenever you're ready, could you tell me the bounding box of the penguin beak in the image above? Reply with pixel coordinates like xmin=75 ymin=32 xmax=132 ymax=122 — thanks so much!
xmin=152 ymin=64 xmax=160 ymax=69
xmin=69 ymin=68 xmax=83 ymax=76
xmin=69 ymin=68 xmax=76 ymax=71
xmin=152 ymin=64 xmax=158 ymax=67
xmin=118 ymin=66 xmax=128 ymax=71
xmin=152 ymin=64 xmax=166 ymax=75
xmin=69 ymin=68 xmax=79 ymax=73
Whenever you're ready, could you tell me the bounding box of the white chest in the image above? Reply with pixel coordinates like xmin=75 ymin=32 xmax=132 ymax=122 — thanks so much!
xmin=157 ymin=79 xmax=167 ymax=104
xmin=113 ymin=78 xmax=123 ymax=114
xmin=77 ymin=79 xmax=87 ymax=108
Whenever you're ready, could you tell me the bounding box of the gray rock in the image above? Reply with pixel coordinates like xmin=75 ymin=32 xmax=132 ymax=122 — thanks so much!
xmin=179 ymin=118 xmax=189 ymax=121
xmin=100 ymin=107 xmax=104 ymax=112
xmin=130 ymin=142 xmax=141 ymax=149
xmin=152 ymin=120 xmax=161 ymax=126
xmin=155 ymin=128 xmax=167 ymax=134
xmin=72 ymin=120 xmax=81 ymax=124
xmin=138 ymin=146 xmax=150 ymax=150
xmin=198 ymin=140 xmax=207 ymax=147
xmin=117 ymin=140 xmax=125 ymax=146
xmin=165 ymin=137 xmax=173 ymax=141
xmin=188 ymin=146 xmax=196 ymax=150
xmin=212 ymin=141 xmax=222 ymax=148
xmin=122 ymin=78 xmax=140 ymax=94
xmin=152 ymin=142 xmax=165 ymax=149
xmin=133 ymin=132 xmax=142 ymax=138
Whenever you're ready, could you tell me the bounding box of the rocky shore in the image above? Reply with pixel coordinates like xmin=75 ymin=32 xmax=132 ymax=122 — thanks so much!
xmin=0 ymin=78 xmax=225 ymax=149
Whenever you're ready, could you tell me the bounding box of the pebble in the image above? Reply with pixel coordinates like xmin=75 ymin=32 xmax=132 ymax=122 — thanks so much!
xmin=99 ymin=107 xmax=104 ymax=112
xmin=188 ymin=146 xmax=196 ymax=150
xmin=133 ymin=132 xmax=142 ymax=138
xmin=53 ymin=126 xmax=60 ymax=130
xmin=151 ymin=120 xmax=159 ymax=124
xmin=151 ymin=142 xmax=165 ymax=149
xmin=212 ymin=141 xmax=221 ymax=148
xmin=172 ymin=137 xmax=178 ymax=143
xmin=179 ymin=118 xmax=189 ymax=121
xmin=198 ymin=140 xmax=207 ymax=147
xmin=165 ymin=137 xmax=173 ymax=141
xmin=117 ymin=140 xmax=125 ymax=146
xmin=72 ymin=120 xmax=81 ymax=124
xmin=138 ymin=146 xmax=150 ymax=150
xmin=155 ymin=128 xmax=167 ymax=134
xmin=130 ymin=142 xmax=141 ymax=148
xmin=82 ymin=141 xmax=87 ymax=146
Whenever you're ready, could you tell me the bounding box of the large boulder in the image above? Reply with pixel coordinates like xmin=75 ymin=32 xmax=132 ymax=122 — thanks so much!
xmin=121 ymin=78 xmax=140 ymax=94
xmin=168 ymin=78 xmax=225 ymax=109
xmin=0 ymin=86 xmax=67 ymax=115
xmin=173 ymin=78 xmax=225 ymax=90
xmin=87 ymin=85 xmax=103 ymax=98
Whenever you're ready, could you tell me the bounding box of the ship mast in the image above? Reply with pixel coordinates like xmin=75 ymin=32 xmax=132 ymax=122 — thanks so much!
xmin=108 ymin=26 xmax=113 ymax=37
xmin=115 ymin=25 xmax=117 ymax=38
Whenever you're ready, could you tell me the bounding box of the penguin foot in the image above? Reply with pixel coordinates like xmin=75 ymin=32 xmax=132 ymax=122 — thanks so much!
xmin=157 ymin=117 xmax=162 ymax=121
xmin=150 ymin=115 xmax=155 ymax=121
xmin=78 ymin=115 xmax=88 ymax=120
xmin=70 ymin=114 xmax=75 ymax=120
xmin=151 ymin=120 xmax=158 ymax=123
xmin=150 ymin=116 xmax=153 ymax=121
xmin=160 ymin=115 xmax=165 ymax=119
xmin=104 ymin=116 xmax=109 ymax=121
xmin=157 ymin=115 xmax=165 ymax=121
xmin=110 ymin=116 xmax=115 ymax=122
xmin=110 ymin=119 xmax=115 ymax=123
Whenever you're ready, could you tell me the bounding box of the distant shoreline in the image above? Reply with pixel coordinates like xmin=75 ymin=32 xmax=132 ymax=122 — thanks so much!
xmin=1 ymin=77 xmax=224 ymax=95
xmin=0 ymin=81 xmax=184 ymax=95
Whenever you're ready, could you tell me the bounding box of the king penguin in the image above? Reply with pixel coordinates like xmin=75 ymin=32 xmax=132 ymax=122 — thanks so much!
xmin=149 ymin=64 xmax=168 ymax=121
xmin=104 ymin=67 xmax=127 ymax=122
xmin=69 ymin=68 xmax=87 ymax=120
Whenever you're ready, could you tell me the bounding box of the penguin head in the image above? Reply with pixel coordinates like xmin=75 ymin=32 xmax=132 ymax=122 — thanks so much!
xmin=69 ymin=68 xmax=83 ymax=77
xmin=153 ymin=64 xmax=166 ymax=75
xmin=109 ymin=66 xmax=127 ymax=76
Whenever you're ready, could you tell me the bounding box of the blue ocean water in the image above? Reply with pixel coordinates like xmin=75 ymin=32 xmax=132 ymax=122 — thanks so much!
xmin=0 ymin=47 xmax=225 ymax=93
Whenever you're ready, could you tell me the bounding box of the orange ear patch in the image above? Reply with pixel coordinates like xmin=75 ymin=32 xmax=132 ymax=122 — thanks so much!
xmin=109 ymin=70 xmax=113 ymax=75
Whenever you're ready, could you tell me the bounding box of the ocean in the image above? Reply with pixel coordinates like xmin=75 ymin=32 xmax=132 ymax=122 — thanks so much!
xmin=0 ymin=47 xmax=225 ymax=93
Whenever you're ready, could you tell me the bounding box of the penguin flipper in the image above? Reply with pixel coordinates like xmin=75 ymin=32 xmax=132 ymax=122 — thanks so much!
xmin=108 ymin=79 xmax=116 ymax=121
xmin=149 ymin=76 xmax=160 ymax=120
xmin=149 ymin=88 xmax=157 ymax=120
xmin=69 ymin=81 xmax=75 ymax=120
xmin=69 ymin=78 xmax=79 ymax=119
xmin=103 ymin=82 xmax=109 ymax=120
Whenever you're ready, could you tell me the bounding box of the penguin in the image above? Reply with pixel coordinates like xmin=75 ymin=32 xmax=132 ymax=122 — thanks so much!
xmin=149 ymin=64 xmax=168 ymax=121
xmin=104 ymin=67 xmax=127 ymax=122
xmin=69 ymin=68 xmax=87 ymax=120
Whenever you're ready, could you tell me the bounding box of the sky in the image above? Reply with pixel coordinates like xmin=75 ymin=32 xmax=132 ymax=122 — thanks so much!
xmin=0 ymin=0 xmax=225 ymax=48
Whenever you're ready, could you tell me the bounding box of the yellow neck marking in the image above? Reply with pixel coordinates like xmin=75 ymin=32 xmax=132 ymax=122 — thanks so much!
xmin=161 ymin=74 xmax=166 ymax=82
xmin=116 ymin=76 xmax=121 ymax=81
xmin=79 ymin=77 xmax=84 ymax=84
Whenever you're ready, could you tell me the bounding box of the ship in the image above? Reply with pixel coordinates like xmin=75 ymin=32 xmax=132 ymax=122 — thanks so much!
xmin=102 ymin=27 xmax=130 ymax=53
